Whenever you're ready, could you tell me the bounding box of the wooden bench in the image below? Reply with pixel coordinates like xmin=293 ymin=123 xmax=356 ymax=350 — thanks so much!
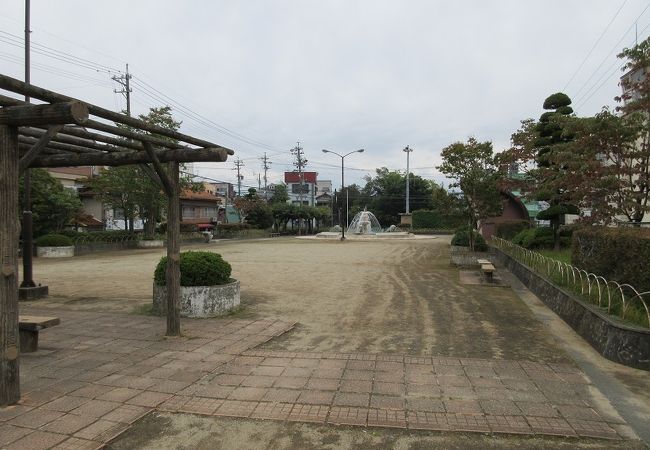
xmin=18 ymin=315 xmax=60 ymax=353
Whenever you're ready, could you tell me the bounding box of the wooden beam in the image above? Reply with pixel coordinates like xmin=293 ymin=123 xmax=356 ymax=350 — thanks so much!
xmin=0 ymin=101 xmax=88 ymax=126
xmin=19 ymin=125 xmax=62 ymax=173
xmin=0 ymin=74 xmax=234 ymax=154
xmin=20 ymin=127 xmax=132 ymax=153
xmin=0 ymin=125 xmax=21 ymax=406
xmin=28 ymin=147 xmax=229 ymax=168
xmin=166 ymin=162 xmax=181 ymax=336
xmin=142 ymin=142 xmax=174 ymax=196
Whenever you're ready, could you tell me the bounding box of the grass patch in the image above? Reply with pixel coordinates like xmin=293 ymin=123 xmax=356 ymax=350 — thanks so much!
xmin=538 ymin=248 xmax=571 ymax=264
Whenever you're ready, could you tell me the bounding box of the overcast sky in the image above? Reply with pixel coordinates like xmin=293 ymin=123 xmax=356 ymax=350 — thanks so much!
xmin=1 ymin=1 xmax=648 ymax=190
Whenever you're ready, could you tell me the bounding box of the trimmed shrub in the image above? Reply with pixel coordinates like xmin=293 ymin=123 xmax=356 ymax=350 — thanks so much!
xmin=154 ymin=251 xmax=232 ymax=287
xmin=451 ymin=228 xmax=488 ymax=251
xmin=495 ymin=220 xmax=531 ymax=240
xmin=35 ymin=233 xmax=73 ymax=247
xmin=511 ymin=227 xmax=570 ymax=249
xmin=572 ymin=227 xmax=650 ymax=293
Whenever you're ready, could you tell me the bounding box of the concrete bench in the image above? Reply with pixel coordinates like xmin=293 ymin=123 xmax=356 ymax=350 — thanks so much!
xmin=481 ymin=263 xmax=495 ymax=281
xmin=18 ymin=315 xmax=60 ymax=353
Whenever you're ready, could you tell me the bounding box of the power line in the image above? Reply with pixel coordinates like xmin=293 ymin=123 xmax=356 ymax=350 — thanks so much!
xmin=563 ymin=0 xmax=629 ymax=91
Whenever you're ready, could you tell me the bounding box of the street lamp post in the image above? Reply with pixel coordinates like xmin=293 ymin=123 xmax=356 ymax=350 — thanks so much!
xmin=403 ymin=145 xmax=413 ymax=214
xmin=322 ymin=149 xmax=364 ymax=240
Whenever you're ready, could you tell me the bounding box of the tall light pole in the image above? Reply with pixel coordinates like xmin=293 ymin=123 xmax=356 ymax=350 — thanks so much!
xmin=403 ymin=145 xmax=413 ymax=214
xmin=322 ymin=149 xmax=364 ymax=240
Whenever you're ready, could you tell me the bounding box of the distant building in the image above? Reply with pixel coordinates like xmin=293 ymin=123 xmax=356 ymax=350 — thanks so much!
xmin=284 ymin=171 xmax=318 ymax=206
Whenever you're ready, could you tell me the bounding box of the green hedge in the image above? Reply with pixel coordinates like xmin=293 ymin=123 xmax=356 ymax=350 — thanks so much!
xmin=494 ymin=220 xmax=530 ymax=240
xmin=412 ymin=209 xmax=463 ymax=230
xmin=451 ymin=228 xmax=488 ymax=251
xmin=572 ymin=227 xmax=650 ymax=293
xmin=35 ymin=233 xmax=73 ymax=247
xmin=154 ymin=251 xmax=232 ymax=286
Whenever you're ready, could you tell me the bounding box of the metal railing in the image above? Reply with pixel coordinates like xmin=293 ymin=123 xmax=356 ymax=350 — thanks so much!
xmin=492 ymin=237 xmax=650 ymax=328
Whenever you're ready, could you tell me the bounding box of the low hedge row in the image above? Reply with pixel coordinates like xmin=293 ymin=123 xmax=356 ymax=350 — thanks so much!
xmin=572 ymin=227 xmax=650 ymax=293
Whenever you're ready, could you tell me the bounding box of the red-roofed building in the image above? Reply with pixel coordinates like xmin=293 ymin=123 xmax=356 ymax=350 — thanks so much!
xmin=180 ymin=189 xmax=224 ymax=230
xmin=284 ymin=171 xmax=318 ymax=206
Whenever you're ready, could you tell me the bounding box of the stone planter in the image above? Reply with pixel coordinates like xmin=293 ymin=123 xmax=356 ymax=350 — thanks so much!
xmin=36 ymin=246 xmax=74 ymax=258
xmin=153 ymin=279 xmax=240 ymax=318
xmin=137 ymin=239 xmax=164 ymax=249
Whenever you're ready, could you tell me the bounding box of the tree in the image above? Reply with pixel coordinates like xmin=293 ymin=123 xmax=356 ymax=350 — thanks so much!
xmin=361 ymin=169 xmax=433 ymax=226
xmin=19 ymin=169 xmax=83 ymax=236
xmin=437 ymin=138 xmax=502 ymax=250
xmin=269 ymin=183 xmax=289 ymax=204
xmin=87 ymin=106 xmax=198 ymax=236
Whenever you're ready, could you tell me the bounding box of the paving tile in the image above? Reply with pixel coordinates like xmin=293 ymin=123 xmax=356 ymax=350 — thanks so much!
xmin=306 ymin=378 xmax=339 ymax=391
xmin=0 ymin=423 xmax=32 ymax=446
xmin=287 ymin=404 xmax=328 ymax=423
xmin=333 ymin=392 xmax=370 ymax=407
xmin=262 ymin=388 xmax=301 ymax=403
xmin=408 ymin=398 xmax=445 ymax=412
xmin=566 ymin=419 xmax=619 ymax=439
xmin=5 ymin=430 xmax=67 ymax=450
xmin=479 ymin=399 xmax=522 ymax=416
xmin=515 ymin=401 xmax=559 ymax=418
xmin=328 ymin=406 xmax=368 ymax=426
xmin=41 ymin=396 xmax=91 ymax=413
xmin=444 ymin=399 xmax=482 ymax=414
xmin=407 ymin=411 xmax=450 ymax=431
xmin=445 ymin=413 xmax=491 ymax=432
xmin=342 ymin=370 xmax=374 ymax=382
xmin=557 ymin=405 xmax=602 ymax=421
xmin=51 ymin=436 xmax=102 ymax=450
xmin=9 ymin=408 xmax=64 ymax=429
xmin=101 ymin=404 xmax=149 ymax=424
xmin=340 ymin=380 xmax=372 ymax=394
xmin=125 ymin=391 xmax=172 ymax=408
xmin=486 ymin=415 xmax=532 ymax=434
xmin=69 ymin=399 xmax=120 ymax=418
xmin=179 ymin=397 xmax=223 ymax=415
xmin=251 ymin=365 xmax=284 ymax=377
xmin=96 ymin=387 xmax=141 ymax=403
xmin=241 ymin=375 xmax=277 ymax=388
xmin=213 ymin=400 xmax=258 ymax=418
xmin=41 ymin=413 xmax=97 ymax=435
xmin=250 ymin=402 xmax=294 ymax=420
xmin=274 ymin=376 xmax=308 ymax=389
xmin=228 ymin=387 xmax=269 ymax=401
xmin=525 ymin=416 xmax=577 ymax=436
xmin=157 ymin=395 xmax=191 ymax=412
xmin=296 ymin=390 xmax=335 ymax=405
xmin=0 ymin=404 xmax=33 ymax=422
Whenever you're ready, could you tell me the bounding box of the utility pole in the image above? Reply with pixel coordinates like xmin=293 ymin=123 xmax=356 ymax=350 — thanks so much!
xmin=291 ymin=142 xmax=307 ymax=234
xmin=260 ymin=152 xmax=271 ymax=199
xmin=233 ymin=158 xmax=244 ymax=197
xmin=403 ymin=145 xmax=413 ymax=214
xmin=112 ymin=64 xmax=132 ymax=116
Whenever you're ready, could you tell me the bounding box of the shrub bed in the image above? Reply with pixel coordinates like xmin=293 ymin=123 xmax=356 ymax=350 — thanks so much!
xmin=572 ymin=227 xmax=650 ymax=293
xmin=154 ymin=251 xmax=232 ymax=286
xmin=35 ymin=233 xmax=73 ymax=247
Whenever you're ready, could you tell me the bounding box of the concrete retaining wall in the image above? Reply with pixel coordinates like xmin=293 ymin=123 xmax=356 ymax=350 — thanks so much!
xmin=493 ymin=248 xmax=650 ymax=371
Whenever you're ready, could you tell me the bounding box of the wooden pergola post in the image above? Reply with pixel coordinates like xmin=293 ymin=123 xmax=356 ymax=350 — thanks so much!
xmin=166 ymin=162 xmax=181 ymax=336
xmin=0 ymin=124 xmax=20 ymax=406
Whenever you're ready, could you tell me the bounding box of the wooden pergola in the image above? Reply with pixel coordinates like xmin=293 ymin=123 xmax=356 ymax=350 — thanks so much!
xmin=0 ymin=73 xmax=234 ymax=406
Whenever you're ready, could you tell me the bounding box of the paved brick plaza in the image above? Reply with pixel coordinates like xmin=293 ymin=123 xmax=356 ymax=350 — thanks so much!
xmin=0 ymin=308 xmax=630 ymax=449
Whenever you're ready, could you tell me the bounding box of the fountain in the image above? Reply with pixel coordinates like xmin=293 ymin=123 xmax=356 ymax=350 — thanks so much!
xmin=347 ymin=208 xmax=382 ymax=235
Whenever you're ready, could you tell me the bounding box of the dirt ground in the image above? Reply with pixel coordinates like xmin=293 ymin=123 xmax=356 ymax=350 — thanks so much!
xmin=23 ymin=236 xmax=569 ymax=363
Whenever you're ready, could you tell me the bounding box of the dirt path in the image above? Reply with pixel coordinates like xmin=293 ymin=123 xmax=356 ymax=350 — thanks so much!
xmin=22 ymin=236 xmax=571 ymax=363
